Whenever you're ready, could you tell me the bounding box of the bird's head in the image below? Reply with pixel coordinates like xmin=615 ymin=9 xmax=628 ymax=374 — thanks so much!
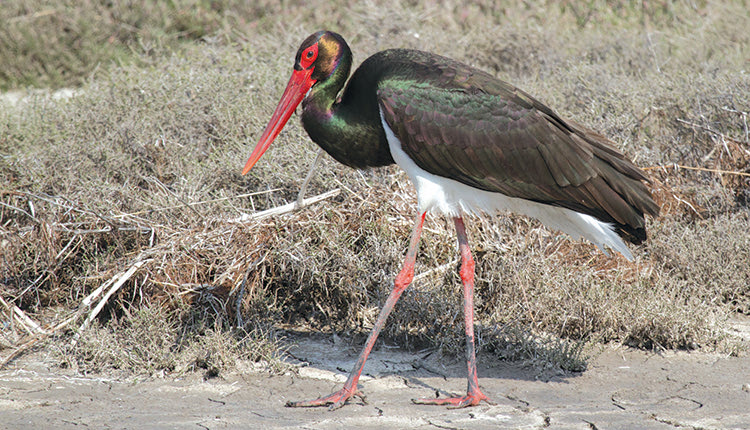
xmin=242 ymin=31 xmax=349 ymax=175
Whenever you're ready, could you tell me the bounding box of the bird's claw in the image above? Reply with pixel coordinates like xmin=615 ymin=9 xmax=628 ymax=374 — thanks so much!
xmin=286 ymin=387 xmax=367 ymax=409
xmin=412 ymin=389 xmax=493 ymax=408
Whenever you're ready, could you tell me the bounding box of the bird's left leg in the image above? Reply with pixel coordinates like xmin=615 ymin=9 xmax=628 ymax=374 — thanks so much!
xmin=413 ymin=216 xmax=492 ymax=408
xmin=286 ymin=211 xmax=427 ymax=410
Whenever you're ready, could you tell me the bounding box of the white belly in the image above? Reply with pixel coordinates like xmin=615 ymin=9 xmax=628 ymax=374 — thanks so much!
xmin=380 ymin=112 xmax=634 ymax=261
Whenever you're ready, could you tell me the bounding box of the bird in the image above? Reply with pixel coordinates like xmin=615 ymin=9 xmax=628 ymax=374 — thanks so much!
xmin=242 ymin=30 xmax=659 ymax=410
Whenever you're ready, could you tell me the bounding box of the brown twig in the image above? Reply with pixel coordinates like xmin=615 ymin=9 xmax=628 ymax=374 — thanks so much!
xmin=234 ymin=250 xmax=270 ymax=328
xmin=145 ymin=176 xmax=205 ymax=220
xmin=643 ymin=163 xmax=750 ymax=178
xmin=110 ymin=189 xmax=281 ymax=218
xmin=0 ymin=312 xmax=79 ymax=369
xmin=0 ymin=200 xmax=39 ymax=224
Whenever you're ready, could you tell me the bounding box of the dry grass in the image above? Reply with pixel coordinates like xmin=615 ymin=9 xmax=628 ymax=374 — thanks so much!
xmin=1 ymin=0 xmax=749 ymax=377
xmin=0 ymin=0 xmax=278 ymax=90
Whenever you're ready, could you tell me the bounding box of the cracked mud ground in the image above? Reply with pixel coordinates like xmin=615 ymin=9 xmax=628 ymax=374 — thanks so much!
xmin=1 ymin=329 xmax=749 ymax=429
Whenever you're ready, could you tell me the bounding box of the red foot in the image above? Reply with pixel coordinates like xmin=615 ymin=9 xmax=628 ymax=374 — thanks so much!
xmin=286 ymin=387 xmax=367 ymax=410
xmin=412 ymin=389 xmax=493 ymax=409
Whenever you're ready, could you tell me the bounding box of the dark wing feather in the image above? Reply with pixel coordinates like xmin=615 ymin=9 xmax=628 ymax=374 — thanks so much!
xmin=376 ymin=58 xmax=659 ymax=243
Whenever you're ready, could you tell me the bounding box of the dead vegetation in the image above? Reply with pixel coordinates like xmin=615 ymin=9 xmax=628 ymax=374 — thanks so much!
xmin=1 ymin=0 xmax=749 ymax=378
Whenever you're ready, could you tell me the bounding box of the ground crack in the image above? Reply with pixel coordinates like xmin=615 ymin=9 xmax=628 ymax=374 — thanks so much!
xmin=583 ymin=419 xmax=599 ymax=430
xmin=651 ymin=414 xmax=709 ymax=430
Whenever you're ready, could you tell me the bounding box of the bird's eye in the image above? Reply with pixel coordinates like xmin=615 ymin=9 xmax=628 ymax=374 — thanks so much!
xmin=300 ymin=44 xmax=318 ymax=68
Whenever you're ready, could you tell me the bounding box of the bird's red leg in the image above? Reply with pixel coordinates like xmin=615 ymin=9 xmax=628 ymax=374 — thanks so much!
xmin=287 ymin=211 xmax=427 ymax=410
xmin=413 ymin=216 xmax=493 ymax=408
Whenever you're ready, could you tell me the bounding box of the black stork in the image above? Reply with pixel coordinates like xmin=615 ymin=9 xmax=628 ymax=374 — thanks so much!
xmin=242 ymin=31 xmax=659 ymax=409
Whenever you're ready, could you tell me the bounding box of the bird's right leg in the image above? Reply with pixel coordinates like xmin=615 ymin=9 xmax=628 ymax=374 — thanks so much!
xmin=412 ymin=216 xmax=492 ymax=408
xmin=286 ymin=211 xmax=427 ymax=410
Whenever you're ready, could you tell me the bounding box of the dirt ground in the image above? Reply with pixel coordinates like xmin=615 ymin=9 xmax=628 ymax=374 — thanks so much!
xmin=2 ymin=318 xmax=750 ymax=430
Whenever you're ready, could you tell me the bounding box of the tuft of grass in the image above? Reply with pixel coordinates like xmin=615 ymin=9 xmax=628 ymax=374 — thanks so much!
xmin=55 ymin=304 xmax=284 ymax=377
xmin=484 ymin=324 xmax=589 ymax=373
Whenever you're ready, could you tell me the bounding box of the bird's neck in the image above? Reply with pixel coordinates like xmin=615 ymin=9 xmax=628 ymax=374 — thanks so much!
xmin=301 ymin=53 xmax=394 ymax=169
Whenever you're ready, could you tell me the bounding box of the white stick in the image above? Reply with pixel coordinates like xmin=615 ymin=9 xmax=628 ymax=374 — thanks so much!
xmin=71 ymin=259 xmax=150 ymax=346
xmin=0 ymin=296 xmax=46 ymax=335
xmin=12 ymin=306 xmax=46 ymax=335
xmin=80 ymin=275 xmax=117 ymax=308
xmin=232 ymin=189 xmax=340 ymax=222
xmin=412 ymin=258 xmax=460 ymax=283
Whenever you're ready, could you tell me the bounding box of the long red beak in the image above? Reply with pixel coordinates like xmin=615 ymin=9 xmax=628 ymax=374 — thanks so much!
xmin=242 ymin=68 xmax=316 ymax=175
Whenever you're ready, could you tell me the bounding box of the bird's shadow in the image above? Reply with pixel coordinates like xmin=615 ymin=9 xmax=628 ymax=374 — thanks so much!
xmin=279 ymin=328 xmax=583 ymax=401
